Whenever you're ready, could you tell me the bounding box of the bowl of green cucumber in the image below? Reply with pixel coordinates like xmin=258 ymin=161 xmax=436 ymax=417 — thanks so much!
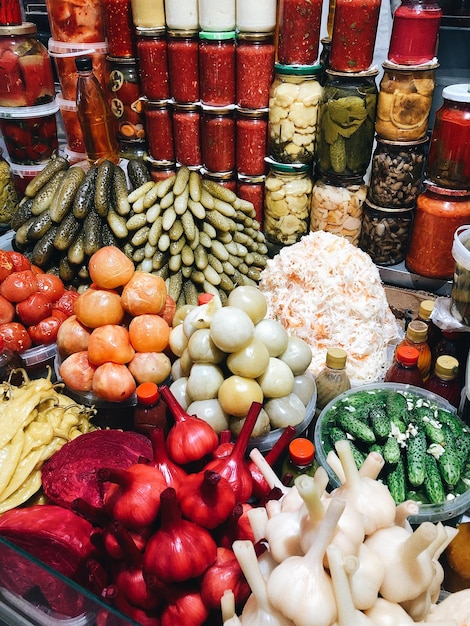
xmin=314 ymin=382 xmax=470 ymax=525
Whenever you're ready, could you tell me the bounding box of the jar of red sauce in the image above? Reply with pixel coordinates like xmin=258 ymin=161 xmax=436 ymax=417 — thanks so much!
xmin=172 ymin=102 xmax=202 ymax=167
xmin=0 ymin=0 xmax=22 ymax=25
xmin=102 ymin=0 xmax=136 ymax=57
xmin=136 ymin=27 xmax=170 ymax=101
xmin=237 ymin=174 xmax=265 ymax=225
xmin=145 ymin=100 xmax=175 ymax=162
xmin=201 ymin=105 xmax=235 ymax=173
xmin=406 ymin=182 xmax=470 ymax=279
xmin=203 ymin=170 xmax=237 ymax=192
xmin=236 ymin=32 xmax=275 ymax=109
xmin=45 ymin=0 xmax=105 ymax=42
xmin=0 ymin=23 xmax=55 ymax=107
xmin=236 ymin=108 xmax=268 ymax=177
xmin=388 ymin=0 xmax=442 ymax=66
xmin=329 ymin=0 xmax=381 ymax=72
xmin=277 ymin=0 xmax=323 ymax=66
xmin=167 ymin=30 xmax=199 ymax=103
xmin=199 ymin=31 xmax=236 ymax=107
xmin=147 ymin=157 xmax=177 ymax=182
xmin=426 ymin=84 xmax=470 ymax=191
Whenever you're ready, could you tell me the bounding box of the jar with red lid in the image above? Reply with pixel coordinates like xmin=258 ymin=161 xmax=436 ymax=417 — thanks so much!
xmin=136 ymin=27 xmax=170 ymax=101
xmin=167 ymin=30 xmax=199 ymax=103
xmin=201 ymin=105 xmax=235 ymax=173
xmin=102 ymin=0 xmax=136 ymax=57
xmin=145 ymin=100 xmax=175 ymax=162
xmin=236 ymin=32 xmax=275 ymax=109
xmin=0 ymin=0 xmax=22 ymax=25
xmin=0 ymin=23 xmax=55 ymax=107
xmin=172 ymin=102 xmax=202 ymax=167
xmin=406 ymin=182 xmax=470 ymax=279
xmin=45 ymin=0 xmax=105 ymax=42
xmin=426 ymin=84 xmax=470 ymax=191
xmin=329 ymin=0 xmax=381 ymax=72
xmin=237 ymin=174 xmax=265 ymax=225
xmin=199 ymin=31 xmax=236 ymax=107
xmin=202 ymin=169 xmax=237 ymax=192
xmin=277 ymin=0 xmax=323 ymax=66
xmin=388 ymin=0 xmax=442 ymax=66
xmin=236 ymin=108 xmax=268 ymax=177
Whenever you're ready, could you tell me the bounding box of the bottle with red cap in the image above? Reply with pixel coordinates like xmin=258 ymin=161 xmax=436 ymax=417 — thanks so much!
xmin=281 ymin=437 xmax=318 ymax=487
xmin=384 ymin=345 xmax=424 ymax=387
xmin=134 ymin=382 xmax=168 ymax=435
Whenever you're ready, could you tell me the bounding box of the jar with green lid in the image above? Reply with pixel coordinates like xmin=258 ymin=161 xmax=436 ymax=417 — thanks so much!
xmin=359 ymin=199 xmax=414 ymax=266
xmin=368 ymin=137 xmax=428 ymax=208
xmin=314 ymin=347 xmax=351 ymax=418
xmin=199 ymin=31 xmax=236 ymax=106
xmin=268 ymin=63 xmax=323 ymax=165
xmin=310 ymin=173 xmax=366 ymax=246
xmin=264 ymin=158 xmax=313 ymax=251
xmin=317 ymin=68 xmax=378 ymax=177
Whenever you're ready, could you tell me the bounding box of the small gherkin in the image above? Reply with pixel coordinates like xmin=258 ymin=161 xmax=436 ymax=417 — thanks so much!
xmin=0 ymin=157 xmax=18 ymax=226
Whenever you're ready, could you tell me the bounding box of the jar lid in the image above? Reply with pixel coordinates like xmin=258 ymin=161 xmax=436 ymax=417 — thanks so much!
xmin=171 ymin=101 xmax=200 ymax=113
xmin=321 ymin=36 xmax=331 ymax=44
xmin=146 ymin=157 xmax=176 ymax=169
xmin=237 ymin=173 xmax=266 ymax=184
xmin=144 ymin=98 xmax=172 ymax=110
xmin=317 ymin=171 xmax=364 ymax=187
xmin=375 ymin=136 xmax=429 ymax=148
xmin=201 ymin=103 xmax=236 ymax=114
xmin=236 ymin=31 xmax=274 ymax=42
xmin=167 ymin=29 xmax=199 ymax=37
xmin=106 ymin=55 xmax=137 ymax=64
xmin=274 ymin=62 xmax=322 ymax=76
xmin=265 ymin=156 xmax=310 ymax=174
xmin=236 ymin=107 xmax=269 ymax=118
xmin=406 ymin=319 xmax=428 ymax=342
xmin=423 ymin=180 xmax=470 ymax=197
xmin=0 ymin=101 xmax=59 ymax=118
xmin=327 ymin=66 xmax=379 ymax=78
xmin=396 ymin=345 xmax=420 ymax=366
xmin=136 ymin=382 xmax=160 ymax=405
xmin=48 ymin=38 xmax=108 ymax=55
xmin=203 ymin=169 xmax=236 ymax=181
xmin=442 ymin=83 xmax=470 ymax=104
xmin=364 ymin=198 xmax=415 ymax=213
xmin=199 ymin=30 xmax=236 ymax=40
xmin=136 ymin=26 xmax=166 ymax=37
xmin=288 ymin=438 xmax=315 ymax=466
xmin=0 ymin=22 xmax=37 ymax=36
xmin=434 ymin=355 xmax=459 ymax=380
xmin=418 ymin=299 xmax=435 ymax=321
xmin=325 ymin=347 xmax=347 ymax=369
xmin=382 ymin=59 xmax=439 ymax=71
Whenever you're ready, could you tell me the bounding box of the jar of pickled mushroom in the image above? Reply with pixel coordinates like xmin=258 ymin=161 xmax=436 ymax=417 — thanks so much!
xmin=264 ymin=159 xmax=313 ymax=250
xmin=171 ymin=102 xmax=202 ymax=167
xmin=368 ymin=137 xmax=428 ymax=208
xmin=201 ymin=105 xmax=236 ymax=173
xmin=310 ymin=174 xmax=366 ymax=246
xmin=199 ymin=31 xmax=236 ymax=107
xmin=277 ymin=0 xmax=323 ymax=66
xmin=45 ymin=0 xmax=105 ymax=42
xmin=268 ymin=63 xmax=323 ymax=165
xmin=236 ymin=108 xmax=268 ymax=177
xmin=167 ymin=30 xmax=199 ymax=103
xmin=136 ymin=27 xmax=170 ymax=101
xmin=236 ymin=32 xmax=275 ymax=110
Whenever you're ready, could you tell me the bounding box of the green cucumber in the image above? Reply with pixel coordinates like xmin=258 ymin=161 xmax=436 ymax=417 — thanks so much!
xmin=385 ymin=391 xmax=409 ymax=424
xmin=369 ymin=406 xmax=391 ymax=441
xmin=406 ymin=427 xmax=427 ymax=487
xmin=336 ymin=411 xmax=376 ymax=444
xmin=423 ymin=453 xmax=446 ymax=504
xmin=437 ymin=424 xmax=461 ymax=487
xmin=386 ymin=455 xmax=406 ymax=504
xmin=383 ymin=436 xmax=401 ymax=465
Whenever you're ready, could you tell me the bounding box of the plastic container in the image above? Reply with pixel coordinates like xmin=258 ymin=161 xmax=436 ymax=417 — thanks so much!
xmin=277 ymin=0 xmax=323 ymax=66
xmin=236 ymin=108 xmax=268 ymax=177
xmin=388 ymin=0 xmax=442 ymax=66
xmin=236 ymin=0 xmax=277 ymax=32
xmin=136 ymin=27 xmax=170 ymax=101
xmin=384 ymin=345 xmax=424 ymax=386
xmin=56 ymin=92 xmax=85 ymax=154
xmin=0 ymin=335 xmax=26 ymax=385
xmin=314 ymin=347 xmax=351 ymax=418
xmin=451 ymin=225 xmax=470 ymax=326
xmin=9 ymin=162 xmax=47 ymax=197
xmin=201 ymin=105 xmax=235 ymax=173
xmin=167 ymin=30 xmax=199 ymax=103
xmin=48 ymin=39 xmax=108 ymax=102
xmin=61 ymin=145 xmax=87 ymax=165
xmin=199 ymin=31 xmax=236 ymax=107
xmin=236 ymin=32 xmax=275 ymax=109
xmin=0 ymin=101 xmax=59 ymax=165
xmin=134 ymin=381 xmax=168 ymax=435
xmin=45 ymin=0 xmax=105 ymax=43
xmin=21 ymin=342 xmax=58 ymax=381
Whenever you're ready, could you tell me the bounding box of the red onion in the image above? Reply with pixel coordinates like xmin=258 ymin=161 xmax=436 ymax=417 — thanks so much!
xmin=146 ymin=426 xmax=188 ymax=489
xmin=177 ymin=469 xmax=236 ymax=529
xmin=200 ymin=546 xmax=250 ymax=611
xmin=160 ymin=584 xmax=208 ymax=626
xmin=249 ymin=425 xmax=297 ymax=499
xmin=215 ymin=502 xmax=255 ymax=549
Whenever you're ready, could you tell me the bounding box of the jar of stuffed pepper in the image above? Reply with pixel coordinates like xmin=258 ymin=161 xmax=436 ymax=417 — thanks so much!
xmin=317 ymin=68 xmax=378 ymax=177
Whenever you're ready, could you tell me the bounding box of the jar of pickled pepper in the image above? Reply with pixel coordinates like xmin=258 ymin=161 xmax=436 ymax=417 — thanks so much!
xmin=388 ymin=0 xmax=442 ymax=66
xmin=0 ymin=0 xmax=22 ymax=25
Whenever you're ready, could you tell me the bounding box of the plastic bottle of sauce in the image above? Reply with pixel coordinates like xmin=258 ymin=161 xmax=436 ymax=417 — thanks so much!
xmin=425 ymin=355 xmax=461 ymax=409
xmin=432 ymin=330 xmax=469 ymax=388
xmin=416 ymin=299 xmax=441 ymax=353
xmin=388 ymin=0 xmax=442 ymax=65
xmin=0 ymin=336 xmax=26 ymax=386
xmin=314 ymin=347 xmax=351 ymax=418
xmin=395 ymin=319 xmax=432 ymax=381
xmin=384 ymin=345 xmax=424 ymax=387
xmin=281 ymin=437 xmax=317 ymax=487
xmin=134 ymin=382 xmax=168 ymax=435
xmin=75 ymin=56 xmax=120 ymax=164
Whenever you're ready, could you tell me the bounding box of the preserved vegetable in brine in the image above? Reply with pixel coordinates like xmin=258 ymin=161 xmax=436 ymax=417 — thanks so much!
xmin=0 ymin=0 xmax=22 ymax=25
xmin=45 ymin=0 xmax=105 ymax=42
xmin=359 ymin=200 xmax=413 ymax=266
xmin=277 ymin=0 xmax=323 ymax=66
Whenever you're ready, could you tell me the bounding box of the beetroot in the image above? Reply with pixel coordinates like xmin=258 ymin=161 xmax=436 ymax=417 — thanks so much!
xmin=41 ymin=429 xmax=152 ymax=510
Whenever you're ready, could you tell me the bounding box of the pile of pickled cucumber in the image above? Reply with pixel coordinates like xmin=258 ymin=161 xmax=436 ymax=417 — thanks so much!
xmin=10 ymin=157 xmax=269 ymax=304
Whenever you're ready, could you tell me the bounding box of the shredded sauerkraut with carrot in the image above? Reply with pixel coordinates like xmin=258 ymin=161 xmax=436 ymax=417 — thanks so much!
xmin=259 ymin=231 xmax=401 ymax=385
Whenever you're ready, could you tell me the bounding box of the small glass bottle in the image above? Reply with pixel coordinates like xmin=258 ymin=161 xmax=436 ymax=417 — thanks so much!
xmin=134 ymin=382 xmax=168 ymax=435
xmin=416 ymin=299 xmax=441 ymax=353
xmin=425 ymin=355 xmax=461 ymax=408
xmin=0 ymin=336 xmax=26 ymax=386
xmin=314 ymin=347 xmax=351 ymax=418
xmin=388 ymin=0 xmax=442 ymax=66
xmin=75 ymin=56 xmax=120 ymax=165
xmin=281 ymin=437 xmax=317 ymax=487
xmin=395 ymin=319 xmax=432 ymax=381
xmin=384 ymin=345 xmax=424 ymax=387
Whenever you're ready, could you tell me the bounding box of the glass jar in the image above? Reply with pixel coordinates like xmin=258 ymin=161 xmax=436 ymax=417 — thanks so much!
xmin=310 ymin=174 xmax=366 ymax=246
xmin=202 ymin=169 xmax=237 ymax=192
xmin=145 ymin=100 xmax=175 ymax=162
xmin=147 ymin=158 xmax=177 ymax=182
xmin=368 ymin=137 xmax=428 ymax=208
xmin=201 ymin=105 xmax=235 ymax=173
xmin=406 ymin=182 xmax=470 ymax=279
xmin=388 ymin=0 xmax=442 ymax=66
xmin=359 ymin=199 xmax=414 ymax=266
xmin=0 ymin=23 xmax=55 ymax=107
xmin=268 ymin=63 xmax=323 ymax=165
xmin=277 ymin=0 xmax=323 ymax=66
xmin=171 ymin=102 xmax=202 ymax=167
xmin=451 ymin=225 xmax=470 ymax=327
xmin=107 ymin=56 xmax=146 ymax=157
xmin=237 ymin=174 xmax=265 ymax=225
xmin=375 ymin=61 xmax=438 ymax=141
xmin=167 ymin=30 xmax=199 ymax=103
xmin=199 ymin=0 xmax=236 ymax=31
xmin=130 ymin=0 xmax=165 ymax=29
xmin=199 ymin=31 xmax=236 ymax=106
xmin=102 ymin=0 xmax=136 ymax=57
xmin=45 ymin=0 xmax=105 ymax=42
xmin=329 ymin=0 xmax=381 ymax=72
xmin=0 ymin=0 xmax=22 ymax=26
xmin=426 ymin=84 xmax=470 ymax=190
xmin=236 ymin=0 xmax=277 ymax=32
xmin=0 ymin=148 xmax=18 ymax=227
xmin=236 ymin=108 xmax=268 ymax=177
xmin=319 ymin=36 xmax=331 ymax=85
xmin=236 ymin=32 xmax=275 ymax=109
xmin=56 ymin=92 xmax=85 ymax=153
xmin=164 ymin=0 xmax=199 ymax=30
xmin=136 ymin=27 xmax=170 ymax=101
xmin=264 ymin=159 xmax=313 ymax=248
xmin=317 ymin=68 xmax=378 ymax=177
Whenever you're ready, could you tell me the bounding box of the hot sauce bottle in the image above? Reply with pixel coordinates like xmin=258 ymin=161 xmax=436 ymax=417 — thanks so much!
xmin=384 ymin=345 xmax=424 ymax=387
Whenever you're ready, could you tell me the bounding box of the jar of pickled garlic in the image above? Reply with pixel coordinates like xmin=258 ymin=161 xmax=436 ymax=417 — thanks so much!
xmin=310 ymin=174 xmax=366 ymax=246
xmin=368 ymin=137 xmax=428 ymax=208
xmin=236 ymin=0 xmax=277 ymax=32
xmin=236 ymin=108 xmax=268 ymax=177
xmin=375 ymin=60 xmax=438 ymax=141
xmin=268 ymin=63 xmax=323 ymax=165
xmin=136 ymin=27 xmax=170 ymax=101
xmin=236 ymin=32 xmax=275 ymax=109
xmin=0 ymin=23 xmax=55 ymax=107
xmin=359 ymin=199 xmax=414 ymax=266
xmin=426 ymin=84 xmax=470 ymax=191
xmin=164 ymin=0 xmax=199 ymax=30
xmin=201 ymin=105 xmax=235 ymax=173
xmin=167 ymin=30 xmax=199 ymax=104
xmin=102 ymin=0 xmax=136 ymax=57
xmin=199 ymin=31 xmax=236 ymax=106
xmin=130 ymin=0 xmax=165 ymax=28
xmin=406 ymin=182 xmax=470 ymax=279
xmin=317 ymin=68 xmax=378 ymax=177
xmin=45 ymin=0 xmax=105 ymax=42
xmin=199 ymin=0 xmax=236 ymax=31
xmin=145 ymin=99 xmax=175 ymax=162
xmin=277 ymin=0 xmax=323 ymax=66
xmin=171 ymin=102 xmax=202 ymax=167
xmin=237 ymin=174 xmax=265 ymax=225
xmin=264 ymin=159 xmax=313 ymax=249
xmin=388 ymin=0 xmax=441 ymax=66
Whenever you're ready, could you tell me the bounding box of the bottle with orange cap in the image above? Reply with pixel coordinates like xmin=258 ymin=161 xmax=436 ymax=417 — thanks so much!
xmin=395 ymin=319 xmax=432 ymax=382
xmin=134 ymin=382 xmax=168 ymax=435
xmin=281 ymin=437 xmax=318 ymax=487
xmin=384 ymin=345 xmax=424 ymax=387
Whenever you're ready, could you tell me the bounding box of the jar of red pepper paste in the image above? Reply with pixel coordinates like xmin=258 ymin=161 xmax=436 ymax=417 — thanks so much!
xmin=329 ymin=0 xmax=381 ymax=72
xmin=147 ymin=157 xmax=177 ymax=182
xmin=236 ymin=32 xmax=275 ymax=110
xmin=172 ymin=102 xmax=202 ymax=167
xmin=102 ymin=0 xmax=136 ymax=57
xmin=237 ymin=174 xmax=266 ymax=225
xmin=199 ymin=31 xmax=236 ymax=107
xmin=406 ymin=182 xmax=470 ymax=279
xmin=167 ymin=30 xmax=199 ymax=103
xmin=136 ymin=27 xmax=170 ymax=101
xmin=236 ymin=108 xmax=268 ymax=177
xmin=388 ymin=0 xmax=442 ymax=66
xmin=145 ymin=100 xmax=175 ymax=162
xmin=203 ymin=169 xmax=237 ymax=192
xmin=201 ymin=105 xmax=236 ymax=173
xmin=277 ymin=0 xmax=323 ymax=66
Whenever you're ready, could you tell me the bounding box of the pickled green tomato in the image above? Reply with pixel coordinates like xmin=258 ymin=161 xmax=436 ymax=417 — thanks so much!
xmin=218 ymin=375 xmax=264 ymax=417
xmin=253 ymin=318 xmax=289 ymax=357
xmin=279 ymin=336 xmax=313 ymax=375
xmin=226 ymin=337 xmax=270 ymax=378
xmin=209 ymin=306 xmax=255 ymax=353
